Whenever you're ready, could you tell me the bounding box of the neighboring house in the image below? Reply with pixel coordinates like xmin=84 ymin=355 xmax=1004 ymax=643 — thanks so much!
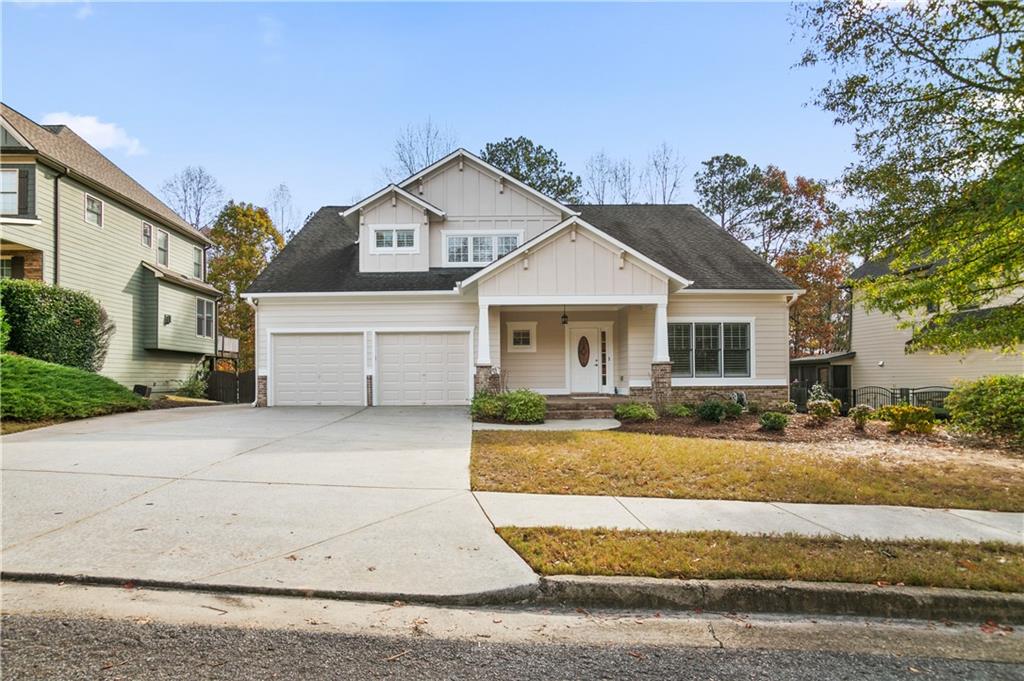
xmin=1 ymin=103 xmax=220 ymax=392
xmin=244 ymin=149 xmax=801 ymax=407
xmin=790 ymin=258 xmax=1023 ymax=395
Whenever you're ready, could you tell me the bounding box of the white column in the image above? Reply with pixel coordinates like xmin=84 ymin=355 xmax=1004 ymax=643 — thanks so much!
xmin=477 ymin=303 xmax=491 ymax=365
xmin=653 ymin=301 xmax=670 ymax=363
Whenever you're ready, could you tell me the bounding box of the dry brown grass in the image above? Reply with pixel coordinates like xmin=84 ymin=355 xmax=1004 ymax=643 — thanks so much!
xmin=472 ymin=431 xmax=1024 ymax=511
xmin=498 ymin=527 xmax=1024 ymax=592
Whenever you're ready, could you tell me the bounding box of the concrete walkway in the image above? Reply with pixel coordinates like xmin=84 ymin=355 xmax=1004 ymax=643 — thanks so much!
xmin=474 ymin=492 xmax=1024 ymax=544
xmin=2 ymin=406 xmax=536 ymax=601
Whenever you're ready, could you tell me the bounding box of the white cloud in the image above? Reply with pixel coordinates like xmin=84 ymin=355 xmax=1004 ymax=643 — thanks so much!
xmin=40 ymin=112 xmax=146 ymax=156
xmin=75 ymin=2 xmax=93 ymax=19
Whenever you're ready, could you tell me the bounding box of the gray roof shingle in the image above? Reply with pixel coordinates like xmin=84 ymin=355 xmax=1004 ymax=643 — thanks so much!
xmin=247 ymin=204 xmax=798 ymax=294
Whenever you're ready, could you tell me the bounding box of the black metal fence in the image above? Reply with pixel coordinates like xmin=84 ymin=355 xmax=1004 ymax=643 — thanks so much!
xmin=790 ymin=383 xmax=953 ymax=415
xmin=206 ymin=370 xmax=256 ymax=404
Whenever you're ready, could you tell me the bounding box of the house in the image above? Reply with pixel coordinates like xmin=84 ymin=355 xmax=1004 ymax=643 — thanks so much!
xmin=790 ymin=258 xmax=1023 ymax=400
xmin=1 ymin=103 xmax=220 ymax=392
xmin=244 ymin=149 xmax=802 ymax=407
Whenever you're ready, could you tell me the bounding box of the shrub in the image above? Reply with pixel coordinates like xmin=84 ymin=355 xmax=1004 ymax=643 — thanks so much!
xmin=885 ymin=404 xmax=936 ymax=434
xmin=471 ymin=392 xmax=505 ymax=421
xmin=777 ymin=401 xmax=797 ymax=414
xmin=723 ymin=400 xmax=744 ymax=419
xmin=848 ymin=404 xmax=874 ymax=431
xmin=807 ymin=399 xmax=837 ymax=425
xmin=502 ymin=389 xmax=546 ymax=424
xmin=662 ymin=403 xmax=693 ymax=418
xmin=175 ymin=363 xmax=209 ymax=399
xmin=945 ymin=375 xmax=1024 ymax=444
xmin=1 ymin=279 xmax=115 ymax=371
xmin=696 ymin=400 xmax=727 ymax=423
xmin=745 ymin=402 xmax=762 ymax=415
xmin=0 ymin=304 xmax=8 ymax=352
xmin=808 ymin=383 xmax=833 ymax=402
xmin=759 ymin=411 xmax=789 ymax=431
xmin=614 ymin=402 xmax=658 ymax=422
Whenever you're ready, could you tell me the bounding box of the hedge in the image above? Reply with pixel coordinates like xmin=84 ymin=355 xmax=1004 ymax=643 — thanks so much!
xmin=946 ymin=375 xmax=1024 ymax=445
xmin=0 ymin=279 xmax=115 ymax=371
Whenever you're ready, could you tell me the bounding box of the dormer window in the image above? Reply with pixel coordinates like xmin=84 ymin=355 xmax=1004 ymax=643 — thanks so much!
xmin=370 ymin=224 xmax=419 ymax=254
xmin=443 ymin=230 xmax=523 ymax=267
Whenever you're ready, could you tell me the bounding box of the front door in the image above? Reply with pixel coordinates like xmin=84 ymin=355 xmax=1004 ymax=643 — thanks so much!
xmin=569 ymin=327 xmax=601 ymax=393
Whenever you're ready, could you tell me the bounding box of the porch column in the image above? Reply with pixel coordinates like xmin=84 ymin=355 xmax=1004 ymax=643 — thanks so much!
xmin=653 ymin=302 xmax=670 ymax=363
xmin=477 ymin=303 xmax=491 ymax=365
xmin=651 ymin=301 xmax=672 ymax=403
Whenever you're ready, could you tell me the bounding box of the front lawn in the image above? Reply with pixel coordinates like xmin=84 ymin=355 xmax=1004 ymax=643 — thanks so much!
xmin=0 ymin=354 xmax=147 ymax=432
xmin=498 ymin=527 xmax=1024 ymax=592
xmin=471 ymin=431 xmax=1024 ymax=511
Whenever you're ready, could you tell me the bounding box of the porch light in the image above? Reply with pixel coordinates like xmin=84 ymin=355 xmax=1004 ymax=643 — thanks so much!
xmin=561 ymin=306 xmax=568 ymax=326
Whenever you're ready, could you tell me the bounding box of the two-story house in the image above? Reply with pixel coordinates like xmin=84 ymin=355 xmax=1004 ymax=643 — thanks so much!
xmin=1 ymin=103 xmax=220 ymax=393
xmin=244 ymin=149 xmax=801 ymax=407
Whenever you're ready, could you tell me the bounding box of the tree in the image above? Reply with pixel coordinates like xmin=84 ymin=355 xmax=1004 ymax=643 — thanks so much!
xmin=777 ymin=240 xmax=852 ymax=357
xmin=798 ymin=0 xmax=1024 ymax=353
xmin=584 ymin=151 xmax=613 ymax=203
xmin=693 ymin=153 xmax=764 ymax=236
xmin=642 ymin=142 xmax=684 ymax=204
xmin=207 ymin=202 xmax=285 ymax=370
xmin=383 ymin=117 xmax=458 ymax=181
xmin=267 ymin=183 xmax=298 ymax=241
xmin=611 ymin=158 xmax=639 ymax=204
xmin=161 ymin=166 xmax=224 ymax=230
xmin=479 ymin=136 xmax=583 ymax=203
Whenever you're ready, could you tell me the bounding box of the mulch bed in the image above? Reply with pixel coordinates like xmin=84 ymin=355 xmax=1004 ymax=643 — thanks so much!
xmin=616 ymin=413 xmax=948 ymax=445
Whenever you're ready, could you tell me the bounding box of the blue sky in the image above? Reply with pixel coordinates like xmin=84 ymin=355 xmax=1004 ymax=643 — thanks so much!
xmin=3 ymin=1 xmax=854 ymax=223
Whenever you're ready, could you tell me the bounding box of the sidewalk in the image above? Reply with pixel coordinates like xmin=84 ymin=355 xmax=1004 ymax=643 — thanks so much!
xmin=474 ymin=492 xmax=1024 ymax=544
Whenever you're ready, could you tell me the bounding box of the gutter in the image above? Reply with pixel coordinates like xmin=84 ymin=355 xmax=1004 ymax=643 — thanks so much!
xmin=53 ymin=165 xmax=68 ymax=285
xmin=243 ymin=296 xmax=259 ymax=407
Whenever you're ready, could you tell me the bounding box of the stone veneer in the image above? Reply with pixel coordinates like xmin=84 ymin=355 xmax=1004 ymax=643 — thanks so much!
xmin=474 ymin=365 xmax=501 ymax=394
xmin=365 ymin=375 xmax=373 ymax=406
xmin=650 ymin=362 xmax=673 ymax=403
xmin=630 ymin=384 xmax=790 ymax=409
xmin=256 ymin=375 xmax=268 ymax=407
xmin=22 ymin=252 xmax=43 ymax=281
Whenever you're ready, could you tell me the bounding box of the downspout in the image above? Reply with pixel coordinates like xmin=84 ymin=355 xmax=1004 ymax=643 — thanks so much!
xmin=244 ymin=296 xmax=259 ymax=407
xmin=53 ymin=165 xmax=68 ymax=285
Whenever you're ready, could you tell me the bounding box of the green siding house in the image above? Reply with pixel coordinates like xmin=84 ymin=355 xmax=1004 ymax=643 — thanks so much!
xmin=1 ymin=103 xmax=220 ymax=393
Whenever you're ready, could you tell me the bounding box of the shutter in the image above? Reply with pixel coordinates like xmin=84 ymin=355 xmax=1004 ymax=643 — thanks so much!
xmin=10 ymin=256 xmax=25 ymax=279
xmin=17 ymin=168 xmax=29 ymax=216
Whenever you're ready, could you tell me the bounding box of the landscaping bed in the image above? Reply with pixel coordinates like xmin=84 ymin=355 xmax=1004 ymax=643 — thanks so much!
xmin=471 ymin=430 xmax=1024 ymax=511
xmin=497 ymin=527 xmax=1024 ymax=592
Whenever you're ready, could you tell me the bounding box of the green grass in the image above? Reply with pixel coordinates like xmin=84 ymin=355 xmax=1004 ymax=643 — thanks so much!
xmin=497 ymin=527 xmax=1024 ymax=592
xmin=1 ymin=353 xmax=146 ymax=428
xmin=472 ymin=431 xmax=1024 ymax=512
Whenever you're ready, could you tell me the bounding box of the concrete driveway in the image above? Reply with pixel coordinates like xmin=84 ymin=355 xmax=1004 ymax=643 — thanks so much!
xmin=1 ymin=406 xmax=536 ymax=601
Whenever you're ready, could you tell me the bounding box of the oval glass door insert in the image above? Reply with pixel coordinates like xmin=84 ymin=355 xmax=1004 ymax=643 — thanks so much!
xmin=577 ymin=336 xmax=591 ymax=367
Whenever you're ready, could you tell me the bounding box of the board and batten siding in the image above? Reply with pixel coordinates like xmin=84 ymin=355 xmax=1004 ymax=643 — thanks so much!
xmin=477 ymin=228 xmax=669 ymax=297
xmin=359 ymin=196 xmax=431 ymax=273
xmin=254 ymin=297 xmax=479 ymax=375
xmin=849 ymin=289 xmax=1023 ymax=387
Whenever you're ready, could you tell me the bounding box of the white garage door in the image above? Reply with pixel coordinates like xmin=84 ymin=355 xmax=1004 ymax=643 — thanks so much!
xmin=377 ymin=332 xmax=470 ymax=406
xmin=272 ymin=333 xmax=364 ymax=406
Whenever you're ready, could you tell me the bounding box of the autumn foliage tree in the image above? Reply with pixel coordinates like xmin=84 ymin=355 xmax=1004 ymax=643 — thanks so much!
xmin=777 ymin=241 xmax=851 ymax=357
xmin=207 ymin=202 xmax=285 ymax=370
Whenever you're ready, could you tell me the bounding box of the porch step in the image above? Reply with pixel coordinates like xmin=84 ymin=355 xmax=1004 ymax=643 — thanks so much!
xmin=545 ymin=409 xmax=617 ymax=420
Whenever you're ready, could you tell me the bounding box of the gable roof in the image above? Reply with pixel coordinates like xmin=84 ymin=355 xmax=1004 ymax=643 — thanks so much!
xmin=1 ymin=103 xmax=209 ymax=246
xmin=397 ymin=148 xmax=578 ymax=218
xmin=340 ymin=184 xmax=445 ymax=219
xmin=247 ymin=204 xmax=798 ymax=295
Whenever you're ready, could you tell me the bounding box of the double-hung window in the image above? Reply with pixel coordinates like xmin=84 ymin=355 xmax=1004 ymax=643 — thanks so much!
xmin=668 ymin=321 xmax=751 ymax=378
xmin=0 ymin=258 xmax=12 ymax=279
xmin=196 ymin=298 xmax=214 ymax=338
xmin=0 ymin=169 xmax=18 ymax=214
xmin=370 ymin=224 xmax=418 ymax=254
xmin=193 ymin=246 xmax=204 ymax=279
xmin=444 ymin=232 xmax=521 ymax=266
xmin=142 ymin=222 xmax=153 ymax=247
xmin=157 ymin=229 xmax=169 ymax=266
xmin=85 ymin=194 xmax=103 ymax=227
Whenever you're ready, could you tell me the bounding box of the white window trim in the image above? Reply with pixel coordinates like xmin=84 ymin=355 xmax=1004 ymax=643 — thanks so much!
xmin=84 ymin=193 xmax=103 ymax=228
xmin=142 ymin=222 xmax=153 ymax=248
xmin=441 ymin=229 xmax=524 ymax=267
xmin=667 ymin=316 xmax=756 ymax=384
xmin=195 ymin=297 xmax=215 ymax=338
xmin=193 ymin=246 xmax=204 ymax=279
xmin=368 ymin=224 xmax=420 ymax=255
xmin=0 ymin=169 xmax=18 ymax=215
xmin=156 ymin=229 xmax=169 ymax=266
xmin=506 ymin=321 xmax=537 ymax=353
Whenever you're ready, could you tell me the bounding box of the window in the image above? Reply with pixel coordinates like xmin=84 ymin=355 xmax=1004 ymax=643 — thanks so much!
xmin=196 ymin=298 xmax=214 ymax=338
xmin=193 ymin=246 xmax=204 ymax=279
xmin=0 ymin=258 xmax=11 ymax=279
xmin=370 ymin=224 xmax=418 ymax=254
xmin=444 ymin=231 xmax=521 ymax=266
xmin=668 ymin=321 xmax=751 ymax=379
xmin=0 ymin=169 xmax=18 ymax=214
xmin=142 ymin=222 xmax=153 ymax=247
xmin=506 ymin=322 xmax=537 ymax=352
xmin=157 ymin=229 xmax=169 ymax=266
xmin=85 ymin=194 xmax=103 ymax=227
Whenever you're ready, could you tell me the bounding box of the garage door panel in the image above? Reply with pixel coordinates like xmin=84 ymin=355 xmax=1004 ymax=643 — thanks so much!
xmin=272 ymin=333 xmax=364 ymax=406
xmin=377 ymin=332 xmax=470 ymax=406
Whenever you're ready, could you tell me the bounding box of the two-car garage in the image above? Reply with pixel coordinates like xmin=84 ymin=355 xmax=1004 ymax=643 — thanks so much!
xmin=269 ymin=331 xmax=471 ymax=407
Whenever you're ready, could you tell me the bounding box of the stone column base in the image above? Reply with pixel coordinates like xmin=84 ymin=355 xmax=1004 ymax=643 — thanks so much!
xmin=366 ymin=375 xmax=373 ymax=406
xmin=256 ymin=375 xmax=268 ymax=407
xmin=650 ymin=362 xmax=673 ymax=404
xmin=475 ymin=365 xmax=501 ymax=394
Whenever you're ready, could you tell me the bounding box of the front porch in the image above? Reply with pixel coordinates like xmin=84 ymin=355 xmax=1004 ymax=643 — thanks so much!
xmin=0 ymin=240 xmax=44 ymax=281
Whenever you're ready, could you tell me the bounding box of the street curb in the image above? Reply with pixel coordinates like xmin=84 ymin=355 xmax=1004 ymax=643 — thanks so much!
xmin=0 ymin=571 xmax=540 ymax=608
xmin=5 ymin=571 xmax=1022 ymax=623
xmin=536 ymin=575 xmax=1024 ymax=623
